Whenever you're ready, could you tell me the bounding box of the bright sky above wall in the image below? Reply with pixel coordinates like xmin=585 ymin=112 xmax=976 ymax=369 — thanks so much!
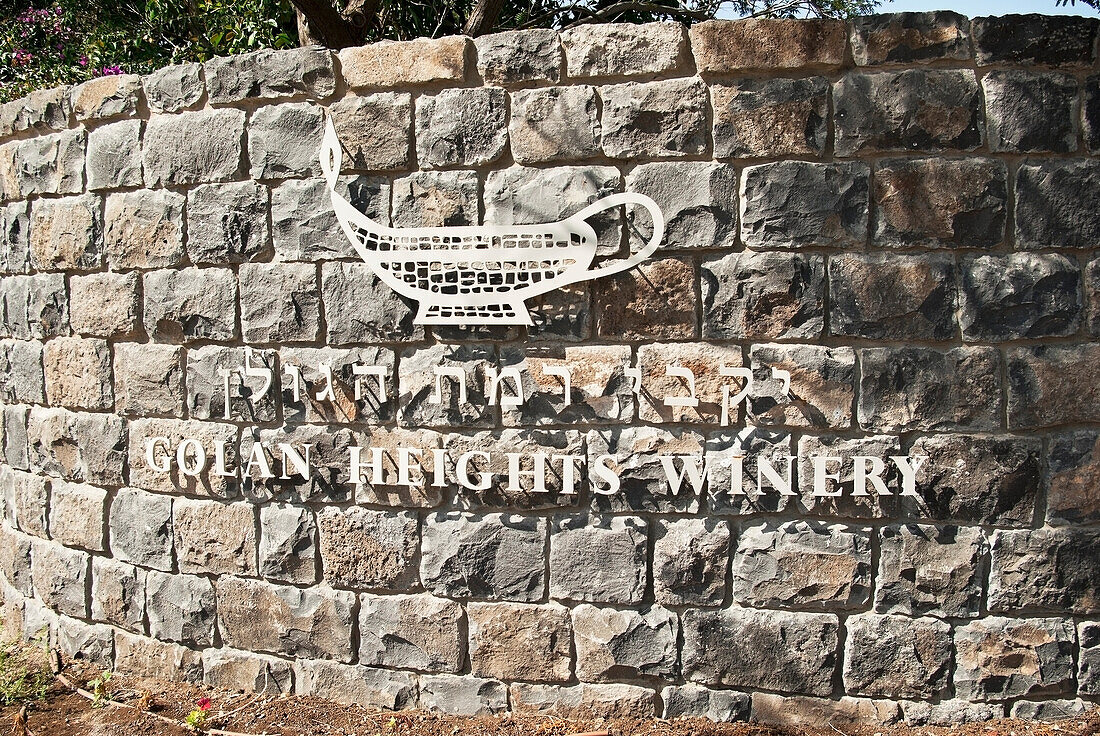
xmin=715 ymin=0 xmax=1096 ymax=16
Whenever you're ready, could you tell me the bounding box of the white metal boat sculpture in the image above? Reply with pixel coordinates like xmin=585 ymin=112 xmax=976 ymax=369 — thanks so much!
xmin=320 ymin=118 xmax=665 ymax=326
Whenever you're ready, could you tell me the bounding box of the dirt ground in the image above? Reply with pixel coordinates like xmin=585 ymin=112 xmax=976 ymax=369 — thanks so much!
xmin=3 ymin=660 xmax=1098 ymax=736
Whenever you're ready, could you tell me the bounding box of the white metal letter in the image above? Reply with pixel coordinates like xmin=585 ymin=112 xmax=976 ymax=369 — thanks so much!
xmin=663 ymin=365 xmax=700 ymax=408
xmin=542 ymin=365 xmax=572 ymax=406
xmin=430 ymin=367 xmax=467 ymax=405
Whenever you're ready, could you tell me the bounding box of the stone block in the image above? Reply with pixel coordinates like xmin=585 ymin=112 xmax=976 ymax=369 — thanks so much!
xmin=549 ymin=514 xmax=646 ymax=604
xmin=1015 ymin=160 xmax=1100 ymax=249
xmin=91 ymin=558 xmax=145 ymax=632
xmin=843 ymin=613 xmax=952 ymax=698
xmin=113 ymin=343 xmax=182 ymax=418
xmin=10 ymin=86 xmax=71 ymax=132
xmin=485 ymin=164 xmax=620 ymax=253
xmin=279 ymin=346 xmax=395 ymax=424
xmin=1047 ymin=430 xmax=1100 ymax=525
xmin=745 ymin=343 xmax=854 ymax=430
xmin=143 ymin=267 xmax=237 ymax=343
xmin=128 ymin=418 xmax=239 ymax=498
xmin=1008 ymin=345 xmax=1100 ymax=427
xmin=830 ymin=253 xmax=956 ymax=340
xmin=103 ymin=189 xmax=184 ymax=269
xmin=205 ymin=45 xmax=335 ymax=102
xmin=86 ymin=120 xmax=142 ymax=189
xmin=143 ymin=108 xmax=245 ymax=186
xmin=690 ymin=19 xmax=846 ymax=71
xmin=972 ymin=15 xmax=1098 ymax=66
xmin=340 ymin=36 xmax=467 ymax=89
xmin=109 ymin=488 xmax=173 ymax=571
xmin=741 ymin=161 xmax=869 ymax=249
xmin=752 ymin=693 xmax=901 ymax=728
xmin=859 ymin=347 xmax=1001 ymax=432
xmin=0 ymin=339 xmax=43 ymax=404
xmin=251 ymin=424 xmax=357 ymax=504
xmin=593 ymin=256 xmax=696 ymax=340
xmin=11 ymin=129 xmax=84 ymax=197
xmin=876 ymin=524 xmax=985 ymax=618
xmin=586 ymin=427 xmax=704 ymax=513
xmin=114 ymin=630 xmax=202 ymax=683
xmin=562 ymin=21 xmax=686 ymax=78
xmin=359 ymin=593 xmax=464 ymax=673
xmin=1087 ymin=76 xmax=1100 ymax=153
xmin=705 ymin=428 xmax=795 ymax=515
xmin=849 ymin=12 xmax=971 ymax=65
xmin=661 ymin=684 xmax=750 ymax=722
xmin=321 ymin=261 xmax=421 ymax=344
xmin=1080 ymin=621 xmax=1100 ymax=695
xmin=419 ymin=674 xmax=508 ymax=715
xmin=48 ymin=480 xmax=106 ymax=552
xmin=733 ymin=520 xmax=871 ymax=610
xmin=509 ymin=86 xmax=600 ymax=164
xmin=56 ymin=615 xmax=113 ymax=669
xmin=908 ymin=434 xmax=1040 ymax=527
xmin=3 ymin=469 xmax=47 ymax=538
xmin=682 ymin=608 xmax=838 ymax=696
xmin=185 ymin=345 xmax=277 ymax=422
xmin=902 ymin=700 xmax=1004 ymax=725
xmin=984 ymin=71 xmax=1078 ymax=153
xmin=989 ymin=528 xmax=1100 ymax=614
xmin=1010 ymin=700 xmax=1089 ymax=721
xmin=31 ymin=539 xmax=87 ymax=618
xmin=955 ymin=616 xmax=1075 ymax=700
xmin=296 ymin=659 xmax=416 ymax=709
xmin=634 ymin=342 xmax=743 ymax=425
xmin=30 ymin=194 xmax=102 ymax=271
xmin=43 ymin=337 xmax=112 ymax=411
xmin=397 ymin=344 xmax=493 ymax=428
xmin=1089 ymin=257 xmax=1100 ymax=336
xmin=600 ymin=78 xmax=707 ymax=158
xmin=509 ymin=683 xmax=657 ymax=719
xmin=330 ymin=92 xmax=412 ymax=171
xmin=499 ymin=345 xmax=634 ymax=426
xmin=3 ymin=406 xmax=30 ymax=471
xmin=146 ymin=570 xmax=216 ymax=646
xmin=573 ymin=604 xmax=678 ymax=681
xmin=796 ymin=434 xmax=905 ymax=518
xmin=248 ymin=102 xmax=325 ymax=180
xmin=475 ymin=29 xmax=560 ymax=84
xmin=467 ymin=602 xmax=572 ymax=682
xmin=653 ymin=518 xmax=729 ymax=606
xmin=833 ymin=70 xmax=982 ymax=155
xmin=392 ymin=169 xmax=475 ymax=228
xmin=0 ymin=274 xmax=69 ymax=340
xmin=217 ymin=576 xmax=354 ymax=662
xmin=712 ymin=78 xmax=828 ymax=158
xmin=202 ymin=648 xmax=293 ymax=694
xmin=702 ymin=251 xmax=823 ymax=340
xmin=626 ymin=161 xmax=737 ymax=251
xmin=316 ymin=506 xmax=418 ymax=590
xmin=70 ymin=272 xmax=138 ymax=339
xmin=142 ymin=62 xmax=203 ymax=113
xmin=1 ymin=201 xmax=30 ymax=274
xmin=187 ymin=181 xmax=271 ymax=264
xmin=416 ymin=87 xmax=508 ymax=168
xmin=239 ymin=262 xmax=319 ymax=343
xmin=960 ymin=253 xmax=1080 ymax=340
xmin=259 ymin=503 xmax=316 ymax=585
xmin=420 ymin=512 xmax=546 ymax=602
xmin=0 ymin=524 xmax=33 ymax=596
xmin=71 ymin=74 xmax=141 ymax=121
xmin=174 ymin=498 xmax=257 ymax=576
xmin=27 ymin=408 xmax=125 ymax=486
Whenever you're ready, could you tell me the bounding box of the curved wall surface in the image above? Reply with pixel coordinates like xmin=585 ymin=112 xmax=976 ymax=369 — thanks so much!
xmin=1 ymin=12 xmax=1100 ymax=727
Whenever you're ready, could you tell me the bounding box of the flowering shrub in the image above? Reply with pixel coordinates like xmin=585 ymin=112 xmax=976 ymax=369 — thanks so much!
xmin=185 ymin=696 xmax=213 ymax=730
xmin=0 ymin=0 xmax=296 ymax=103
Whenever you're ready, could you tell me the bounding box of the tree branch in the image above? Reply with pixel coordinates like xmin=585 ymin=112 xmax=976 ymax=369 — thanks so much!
xmin=288 ymin=0 xmax=364 ymax=48
xmin=464 ymin=0 xmax=506 ymax=36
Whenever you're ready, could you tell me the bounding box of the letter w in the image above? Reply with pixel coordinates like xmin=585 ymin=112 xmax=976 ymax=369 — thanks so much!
xmin=659 ymin=456 xmax=709 ymax=495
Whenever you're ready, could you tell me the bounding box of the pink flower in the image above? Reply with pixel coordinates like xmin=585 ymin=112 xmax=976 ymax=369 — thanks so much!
xmin=12 ymin=49 xmax=32 ymax=67
xmin=197 ymin=697 xmax=212 ymax=712
xmin=78 ymin=55 xmax=87 ymax=67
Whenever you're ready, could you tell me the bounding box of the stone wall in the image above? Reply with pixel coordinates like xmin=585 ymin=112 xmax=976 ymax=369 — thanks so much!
xmin=1 ymin=11 xmax=1100 ymax=727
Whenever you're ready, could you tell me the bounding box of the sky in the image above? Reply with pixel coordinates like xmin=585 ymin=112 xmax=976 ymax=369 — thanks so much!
xmin=716 ymin=0 xmax=1097 ymax=16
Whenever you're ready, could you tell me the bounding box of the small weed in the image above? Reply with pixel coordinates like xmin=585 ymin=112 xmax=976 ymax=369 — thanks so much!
xmin=86 ymin=670 xmax=112 ymax=708
xmin=0 ymin=629 xmax=51 ymax=706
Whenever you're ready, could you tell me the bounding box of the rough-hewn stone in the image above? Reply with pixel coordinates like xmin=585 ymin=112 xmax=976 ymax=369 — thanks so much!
xmin=127 ymin=418 xmax=239 ymax=498
xmin=295 ymin=660 xmax=416 ymax=709
xmin=91 ymin=558 xmax=145 ymax=632
xmin=397 ymin=344 xmax=493 ymax=429
xmin=30 ymin=194 xmax=102 ymax=271
xmin=174 ymin=499 xmax=257 ymax=576
xmin=467 ymin=602 xmax=572 ymax=682
xmin=744 ymin=343 xmax=854 ymax=430
xmin=185 ymin=345 xmax=277 ymax=422
xmin=0 ymin=202 xmax=30 ymax=275
xmin=69 ymin=272 xmax=138 ymax=338
xmin=143 ymin=109 xmax=245 ymax=186
xmin=1007 ymin=345 xmax=1100 ymax=427
xmin=187 ymin=181 xmax=271 ymax=264
xmin=56 ymin=615 xmax=113 ymax=669
xmin=690 ymin=19 xmax=847 ymax=71
xmin=752 ymin=694 xmax=901 ymax=728
xmin=1080 ymin=622 xmax=1100 ymax=695
xmin=317 ymin=506 xmax=418 ymax=590
xmin=509 ymin=683 xmax=657 ymax=719
xmin=984 ymin=71 xmax=1078 ymax=153
xmin=103 ymin=189 xmax=184 ymax=269
xmin=593 ymin=257 xmax=697 ymax=340
xmin=421 ymin=512 xmax=545 ymax=601
xmin=239 ymin=262 xmax=319 ymax=343
xmin=1047 ymin=430 xmax=1100 ymax=525
xmin=844 ymin=614 xmax=952 ymax=698
xmin=9 ymin=130 xmax=84 ymax=197
xmin=0 ymin=524 xmax=33 ymax=596
xmin=475 ymin=29 xmax=560 ymax=85
xmin=499 ymin=345 xmax=633 ymax=426
xmin=329 ymin=93 xmax=411 ymax=171
xmin=339 ymin=37 xmax=467 ymax=89
xmin=849 ymin=12 xmax=970 ymax=65
xmin=972 ymin=15 xmax=1098 ymax=66
xmin=549 ymin=515 xmax=647 ymax=604
xmin=0 ymin=274 xmax=68 ymax=340
xmin=902 ymin=700 xmax=1004 ymax=726
xmin=702 ymin=251 xmax=823 ymax=340
xmin=509 ymin=87 xmax=600 ymax=165
xmin=322 ymin=262 xmax=421 ymax=344
xmin=683 ymin=608 xmax=838 ymax=695
xmin=248 ymin=102 xmax=325 ymax=181
xmin=71 ymin=74 xmax=141 ymax=121
xmin=26 ymin=408 xmax=125 ymax=486
xmin=202 ymin=649 xmax=293 ymax=695
xmin=988 ymin=529 xmax=1100 ymax=614
xmin=143 ymin=267 xmax=237 ymax=343
xmin=258 ymin=503 xmax=316 ymax=585
xmin=113 ymin=343 xmax=182 ymax=417
xmin=48 ymin=480 xmax=106 ymax=552
xmin=1086 ymin=76 xmax=1100 ymax=154
xmin=31 ymin=539 xmax=87 ymax=618
xmin=652 ymin=518 xmax=729 ymax=606
xmin=205 ymin=45 xmax=334 ymax=102
xmin=955 ymin=616 xmax=1076 ymax=701
xmin=142 ymin=62 xmax=203 ymax=113
xmin=600 ymin=79 xmax=707 ymax=158
xmin=661 ymin=684 xmax=750 ymax=722
xmin=960 ymin=253 xmax=1080 ymax=340
xmin=86 ymin=120 xmax=142 ymax=190
xmin=712 ymin=78 xmax=828 ymax=158
xmin=114 ymin=631 xmax=203 ymax=684
xmin=573 ymin=604 xmax=678 ymax=681
xmin=109 ymin=488 xmax=173 ymax=572
xmin=359 ymin=593 xmax=464 ymax=672
xmin=3 ymin=469 xmax=48 ymax=539
xmin=1015 ymin=160 xmax=1100 ymax=249
xmin=830 ymin=253 xmax=956 ymax=340
xmin=419 ymin=675 xmax=508 ymax=716
xmin=876 ymin=524 xmax=986 ymax=618
xmin=834 ymin=70 xmax=983 ymax=155
xmin=626 ymin=162 xmax=737 ymax=251
xmin=586 ymin=427 xmax=703 ymax=513
xmin=146 ymin=570 xmax=217 ymax=646
xmin=43 ymin=337 xmax=112 ymax=411
xmin=562 ymin=22 xmax=686 ymax=78
xmin=217 ymin=577 xmax=354 ymax=662
xmin=0 ymin=340 xmax=44 ymax=405
xmin=416 ymin=88 xmax=508 ymax=169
